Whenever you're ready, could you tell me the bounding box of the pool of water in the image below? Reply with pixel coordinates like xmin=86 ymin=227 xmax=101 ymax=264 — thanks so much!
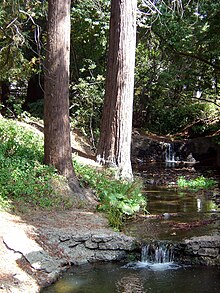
xmin=123 ymin=186 xmax=220 ymax=241
xmin=144 ymin=185 xmax=219 ymax=214
xmin=42 ymin=262 xmax=220 ymax=293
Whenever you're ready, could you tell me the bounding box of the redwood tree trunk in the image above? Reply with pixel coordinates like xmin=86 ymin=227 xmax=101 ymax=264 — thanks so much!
xmin=97 ymin=0 xmax=137 ymax=181
xmin=44 ymin=0 xmax=75 ymax=181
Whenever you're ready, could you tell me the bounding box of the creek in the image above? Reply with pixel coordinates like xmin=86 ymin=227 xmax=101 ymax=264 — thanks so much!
xmin=123 ymin=184 xmax=220 ymax=242
xmin=42 ymin=261 xmax=220 ymax=293
xmin=42 ymin=161 xmax=220 ymax=293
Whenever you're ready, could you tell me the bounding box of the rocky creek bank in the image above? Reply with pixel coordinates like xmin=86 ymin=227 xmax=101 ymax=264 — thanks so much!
xmin=131 ymin=132 xmax=220 ymax=167
xmin=0 ymin=209 xmax=139 ymax=292
xmin=1 ymin=210 xmax=220 ymax=293
xmin=174 ymin=235 xmax=220 ymax=266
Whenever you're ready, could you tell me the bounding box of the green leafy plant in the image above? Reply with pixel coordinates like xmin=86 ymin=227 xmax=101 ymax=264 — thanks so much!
xmin=73 ymin=158 xmax=147 ymax=230
xmin=177 ymin=175 xmax=217 ymax=191
xmin=0 ymin=117 xmax=73 ymax=211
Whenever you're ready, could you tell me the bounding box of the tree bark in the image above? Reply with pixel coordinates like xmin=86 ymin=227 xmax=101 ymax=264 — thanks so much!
xmin=44 ymin=0 xmax=77 ymax=185
xmin=97 ymin=0 xmax=137 ymax=181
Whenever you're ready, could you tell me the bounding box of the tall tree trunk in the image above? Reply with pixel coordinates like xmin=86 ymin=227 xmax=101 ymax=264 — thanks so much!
xmin=44 ymin=0 xmax=79 ymax=192
xmin=97 ymin=0 xmax=137 ymax=181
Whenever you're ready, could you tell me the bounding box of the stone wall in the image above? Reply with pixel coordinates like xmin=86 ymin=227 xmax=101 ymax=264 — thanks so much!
xmin=44 ymin=230 xmax=138 ymax=265
xmin=131 ymin=135 xmax=168 ymax=163
xmin=131 ymin=133 xmax=220 ymax=167
xmin=174 ymin=235 xmax=220 ymax=266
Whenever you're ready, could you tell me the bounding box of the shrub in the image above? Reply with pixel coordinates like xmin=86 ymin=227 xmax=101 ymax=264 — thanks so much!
xmin=73 ymin=158 xmax=147 ymax=230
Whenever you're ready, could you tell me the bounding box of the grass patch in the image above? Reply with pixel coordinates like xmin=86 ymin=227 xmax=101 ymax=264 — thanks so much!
xmin=177 ymin=175 xmax=217 ymax=191
xmin=73 ymin=159 xmax=147 ymax=230
xmin=0 ymin=117 xmax=73 ymax=211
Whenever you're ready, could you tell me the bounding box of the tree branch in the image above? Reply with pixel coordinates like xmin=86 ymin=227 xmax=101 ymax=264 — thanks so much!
xmin=174 ymin=51 xmax=220 ymax=72
xmin=154 ymin=31 xmax=220 ymax=71
xmin=192 ymin=96 xmax=220 ymax=108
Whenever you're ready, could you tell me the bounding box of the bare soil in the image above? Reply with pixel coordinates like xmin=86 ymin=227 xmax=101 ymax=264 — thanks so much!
xmin=0 ymin=202 xmax=111 ymax=292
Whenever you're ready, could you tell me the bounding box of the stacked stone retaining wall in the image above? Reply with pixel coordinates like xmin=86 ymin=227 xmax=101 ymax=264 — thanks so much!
xmin=174 ymin=235 xmax=220 ymax=266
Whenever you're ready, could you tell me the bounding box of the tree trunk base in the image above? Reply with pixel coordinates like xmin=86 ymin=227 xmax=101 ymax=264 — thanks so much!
xmin=68 ymin=177 xmax=99 ymax=205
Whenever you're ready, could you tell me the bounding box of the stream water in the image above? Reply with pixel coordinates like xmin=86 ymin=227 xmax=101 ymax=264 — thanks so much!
xmin=43 ymin=261 xmax=220 ymax=293
xmin=43 ymin=184 xmax=220 ymax=293
xmin=43 ymin=163 xmax=220 ymax=293
xmin=123 ymin=185 xmax=220 ymax=241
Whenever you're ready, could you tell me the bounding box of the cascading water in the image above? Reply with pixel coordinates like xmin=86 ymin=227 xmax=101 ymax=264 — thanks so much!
xmin=131 ymin=241 xmax=181 ymax=271
xmin=141 ymin=242 xmax=174 ymax=263
xmin=165 ymin=143 xmax=178 ymax=167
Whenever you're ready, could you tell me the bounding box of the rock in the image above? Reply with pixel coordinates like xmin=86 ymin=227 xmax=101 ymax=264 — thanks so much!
xmin=85 ymin=239 xmax=98 ymax=249
xmin=175 ymin=235 xmax=220 ymax=266
xmin=72 ymin=234 xmax=90 ymax=242
xmin=131 ymin=133 xmax=220 ymax=168
xmin=198 ymin=248 xmax=219 ymax=257
xmin=163 ymin=213 xmax=170 ymax=219
xmin=91 ymin=234 xmax=113 ymax=243
xmin=41 ymin=229 xmax=138 ymax=266
xmin=3 ymin=228 xmax=63 ymax=273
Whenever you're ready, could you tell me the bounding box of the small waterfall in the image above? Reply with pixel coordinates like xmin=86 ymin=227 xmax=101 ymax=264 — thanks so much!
xmin=165 ymin=143 xmax=178 ymax=167
xmin=141 ymin=241 xmax=174 ymax=264
xmin=125 ymin=241 xmax=180 ymax=271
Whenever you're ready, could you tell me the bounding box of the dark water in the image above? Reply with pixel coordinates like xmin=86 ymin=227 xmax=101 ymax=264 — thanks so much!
xmin=42 ymin=262 xmax=220 ymax=293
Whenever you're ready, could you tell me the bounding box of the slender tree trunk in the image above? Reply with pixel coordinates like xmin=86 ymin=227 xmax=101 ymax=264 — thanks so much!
xmin=97 ymin=0 xmax=137 ymax=181
xmin=44 ymin=0 xmax=79 ymax=191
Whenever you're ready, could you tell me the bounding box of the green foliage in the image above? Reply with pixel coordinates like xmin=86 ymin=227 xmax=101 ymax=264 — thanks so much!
xmin=107 ymin=206 xmax=124 ymax=231
xmin=28 ymin=100 xmax=44 ymax=119
xmin=70 ymin=73 xmax=104 ymax=141
xmin=133 ymin=0 xmax=220 ymax=134
xmin=213 ymin=135 xmax=220 ymax=145
xmin=73 ymin=158 xmax=147 ymax=230
xmin=71 ymin=0 xmax=110 ymax=78
xmin=1 ymin=0 xmax=220 ymax=138
xmin=0 ymin=117 xmax=72 ymax=211
xmin=190 ymin=115 xmax=220 ymax=137
xmin=177 ymin=175 xmax=217 ymax=191
xmin=0 ymin=1 xmax=47 ymax=82
xmin=69 ymin=0 xmax=110 ymax=138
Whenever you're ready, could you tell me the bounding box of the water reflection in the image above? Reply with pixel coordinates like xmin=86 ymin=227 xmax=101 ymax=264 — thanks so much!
xmin=123 ymin=186 xmax=220 ymax=241
xmin=197 ymin=198 xmax=202 ymax=212
xmin=42 ymin=262 xmax=220 ymax=293
xmin=144 ymin=186 xmax=219 ymax=215
xmin=116 ymin=274 xmax=144 ymax=293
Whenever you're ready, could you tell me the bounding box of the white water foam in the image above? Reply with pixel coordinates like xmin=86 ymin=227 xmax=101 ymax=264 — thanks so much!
xmin=135 ymin=261 xmax=181 ymax=271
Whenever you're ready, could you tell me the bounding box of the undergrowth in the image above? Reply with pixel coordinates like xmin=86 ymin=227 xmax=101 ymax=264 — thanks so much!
xmin=0 ymin=117 xmax=73 ymax=211
xmin=73 ymin=159 xmax=147 ymax=230
xmin=0 ymin=117 xmax=146 ymax=230
xmin=177 ymin=175 xmax=217 ymax=191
